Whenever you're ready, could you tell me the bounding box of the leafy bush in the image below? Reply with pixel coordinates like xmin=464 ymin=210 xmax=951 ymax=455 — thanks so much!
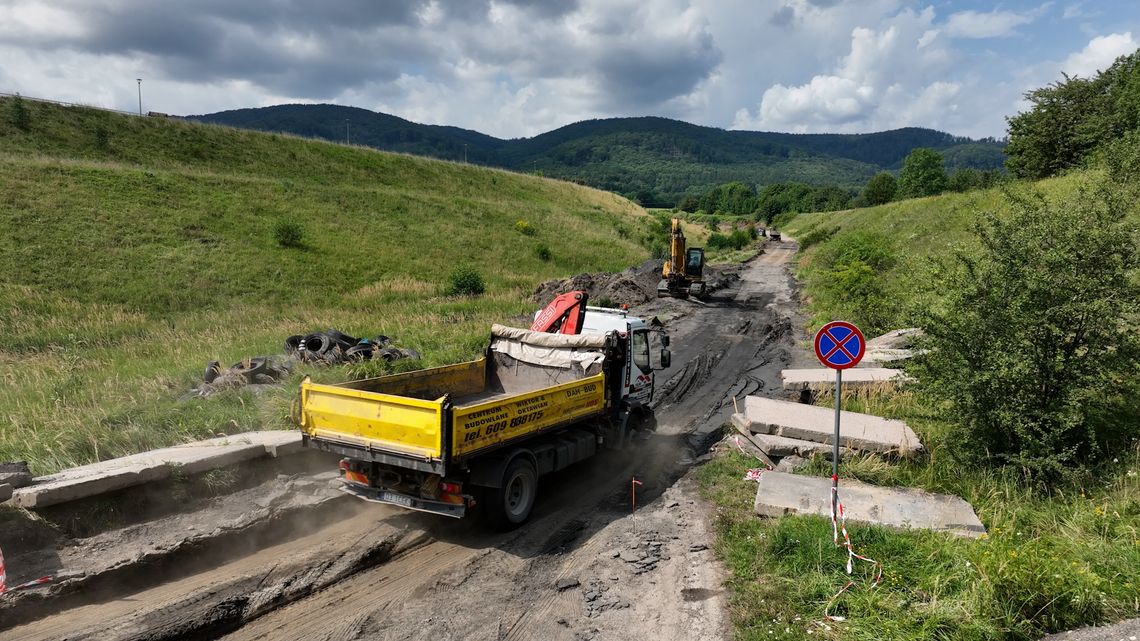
xmin=273 ymin=220 xmax=305 ymax=248
xmin=535 ymin=244 xmax=552 ymax=261
xmin=515 ymin=220 xmax=535 ymax=236
xmin=797 ymin=225 xmax=839 ymax=250
xmin=708 ymin=229 xmax=754 ymax=251
xmin=807 ymin=231 xmax=898 ymax=333
xmin=915 ymin=183 xmax=1140 ymax=486
xmin=729 ymin=229 xmax=752 ymax=248
xmin=446 ymin=266 xmax=486 ymax=296
xmin=94 ymin=126 xmax=110 ymax=151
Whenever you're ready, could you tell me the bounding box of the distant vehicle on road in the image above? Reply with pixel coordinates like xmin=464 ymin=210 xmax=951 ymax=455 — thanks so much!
xmin=769 ymin=230 xmax=782 ymax=241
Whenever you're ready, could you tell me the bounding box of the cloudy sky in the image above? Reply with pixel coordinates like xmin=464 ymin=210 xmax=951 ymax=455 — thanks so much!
xmin=1 ymin=0 xmax=1137 ymax=139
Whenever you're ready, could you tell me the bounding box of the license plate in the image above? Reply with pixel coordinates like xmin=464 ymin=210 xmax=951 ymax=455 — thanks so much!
xmin=381 ymin=491 xmax=414 ymax=508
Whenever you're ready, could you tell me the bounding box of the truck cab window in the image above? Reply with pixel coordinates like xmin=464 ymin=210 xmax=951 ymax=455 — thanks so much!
xmin=632 ymin=330 xmax=651 ymax=372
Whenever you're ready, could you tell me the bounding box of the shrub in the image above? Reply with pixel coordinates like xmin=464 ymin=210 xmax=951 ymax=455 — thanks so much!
xmin=706 ymin=232 xmax=730 ymax=250
xmin=707 ymin=229 xmax=754 ymax=251
xmin=10 ymin=95 xmax=30 ymax=131
xmin=728 ymin=229 xmax=752 ymax=249
xmin=515 ymin=220 xmax=535 ymax=236
xmin=915 ymin=182 xmax=1140 ymax=486
xmin=797 ymin=225 xmax=839 ymax=251
xmin=273 ymin=220 xmax=305 ymax=248
xmin=535 ymin=244 xmax=552 ymax=261
xmin=446 ymin=266 xmax=486 ymax=296
xmin=807 ymin=231 xmax=898 ymax=333
xmin=94 ymin=126 xmax=110 ymax=151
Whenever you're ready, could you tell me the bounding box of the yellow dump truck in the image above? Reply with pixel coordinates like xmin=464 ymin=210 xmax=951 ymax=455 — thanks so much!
xmin=298 ymin=314 xmax=669 ymax=526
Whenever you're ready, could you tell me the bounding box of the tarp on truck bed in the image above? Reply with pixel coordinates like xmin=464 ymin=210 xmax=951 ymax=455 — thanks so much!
xmin=489 ymin=323 xmax=609 ymax=370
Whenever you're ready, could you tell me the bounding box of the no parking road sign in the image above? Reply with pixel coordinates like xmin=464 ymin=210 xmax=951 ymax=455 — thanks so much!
xmin=813 ymin=320 xmax=866 ymax=529
xmin=814 ymin=321 xmax=865 ymax=370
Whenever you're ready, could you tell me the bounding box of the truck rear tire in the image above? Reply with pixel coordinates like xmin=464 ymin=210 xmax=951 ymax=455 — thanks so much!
xmin=491 ymin=458 xmax=537 ymax=528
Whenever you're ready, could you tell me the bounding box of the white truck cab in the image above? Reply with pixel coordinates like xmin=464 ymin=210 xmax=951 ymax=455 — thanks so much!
xmin=579 ymin=306 xmax=666 ymax=407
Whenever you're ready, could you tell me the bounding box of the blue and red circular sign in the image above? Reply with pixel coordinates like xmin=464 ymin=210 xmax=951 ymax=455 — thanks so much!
xmin=814 ymin=321 xmax=865 ymax=370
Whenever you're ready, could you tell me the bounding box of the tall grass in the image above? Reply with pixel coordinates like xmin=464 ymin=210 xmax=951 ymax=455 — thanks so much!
xmin=0 ymin=98 xmax=652 ymax=473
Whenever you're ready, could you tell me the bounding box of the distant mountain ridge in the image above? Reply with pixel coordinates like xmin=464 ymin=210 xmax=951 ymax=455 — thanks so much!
xmin=187 ymin=104 xmax=1005 ymax=206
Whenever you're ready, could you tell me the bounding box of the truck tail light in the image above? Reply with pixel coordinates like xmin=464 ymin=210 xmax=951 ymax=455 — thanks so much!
xmin=343 ymin=470 xmax=369 ymax=485
xmin=440 ymin=481 xmax=462 ymax=494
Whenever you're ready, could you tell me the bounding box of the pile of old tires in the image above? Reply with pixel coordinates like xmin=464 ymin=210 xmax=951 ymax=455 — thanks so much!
xmin=203 ymin=357 xmax=292 ymax=385
xmin=283 ymin=329 xmax=420 ymax=365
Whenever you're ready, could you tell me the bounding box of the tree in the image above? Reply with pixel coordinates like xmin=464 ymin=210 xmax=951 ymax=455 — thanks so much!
xmin=915 ymin=182 xmax=1140 ymax=486
xmin=1005 ymin=74 xmax=1107 ymax=179
xmin=676 ymin=194 xmax=700 ymax=213
xmin=1005 ymin=50 xmax=1140 ymax=179
xmin=897 ymin=148 xmax=946 ymax=198
xmin=862 ymin=172 xmax=897 ymax=205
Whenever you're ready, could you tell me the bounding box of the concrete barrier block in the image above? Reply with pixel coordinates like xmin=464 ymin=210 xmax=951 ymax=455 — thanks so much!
xmin=779 ymin=368 xmax=912 ymax=392
xmin=741 ymin=396 xmax=922 ymax=456
xmin=754 ymin=471 xmax=985 ymax=538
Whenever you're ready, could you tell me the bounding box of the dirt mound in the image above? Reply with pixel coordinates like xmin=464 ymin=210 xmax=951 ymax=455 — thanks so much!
xmin=533 ymin=259 xmax=664 ymax=308
xmin=533 ymin=259 xmax=746 ymax=309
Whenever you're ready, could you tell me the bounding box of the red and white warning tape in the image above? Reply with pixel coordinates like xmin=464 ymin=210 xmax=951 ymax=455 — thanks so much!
xmin=0 ymin=545 xmax=53 ymax=597
xmin=734 ymin=436 xmax=773 ymax=482
xmin=829 ymin=475 xmax=883 ymax=580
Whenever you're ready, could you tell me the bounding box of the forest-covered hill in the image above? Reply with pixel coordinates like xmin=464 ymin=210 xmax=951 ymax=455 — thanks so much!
xmin=188 ymin=105 xmax=1005 ymax=206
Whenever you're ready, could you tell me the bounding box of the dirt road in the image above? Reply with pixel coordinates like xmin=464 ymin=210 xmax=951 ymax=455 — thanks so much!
xmin=1 ymin=241 xmax=805 ymax=641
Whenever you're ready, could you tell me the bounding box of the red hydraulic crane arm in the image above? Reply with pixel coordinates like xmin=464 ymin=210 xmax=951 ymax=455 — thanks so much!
xmin=531 ymin=291 xmax=589 ymax=335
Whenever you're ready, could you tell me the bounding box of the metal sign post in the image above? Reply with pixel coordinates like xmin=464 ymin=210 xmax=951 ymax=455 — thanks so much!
xmin=813 ymin=321 xmax=866 ymax=523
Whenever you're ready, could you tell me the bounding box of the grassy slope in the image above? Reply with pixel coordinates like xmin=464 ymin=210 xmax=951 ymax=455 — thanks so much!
xmin=700 ymin=174 xmax=1140 ymax=640
xmin=0 ymin=97 xmax=650 ymax=473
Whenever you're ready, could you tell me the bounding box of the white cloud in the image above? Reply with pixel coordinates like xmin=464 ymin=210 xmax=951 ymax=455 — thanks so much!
xmin=943 ymin=9 xmax=1033 ymax=39
xmin=735 ymin=6 xmax=967 ymax=133
xmin=1061 ymin=32 xmax=1137 ymax=77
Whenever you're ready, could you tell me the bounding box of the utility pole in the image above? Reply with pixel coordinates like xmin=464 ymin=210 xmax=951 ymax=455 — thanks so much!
xmin=136 ymin=78 xmax=142 ymax=115
xmin=345 ymin=119 xmax=350 ymax=145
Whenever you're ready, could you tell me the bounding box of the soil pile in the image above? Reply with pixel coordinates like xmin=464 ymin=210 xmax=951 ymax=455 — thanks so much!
xmin=533 ymin=259 xmax=742 ymax=307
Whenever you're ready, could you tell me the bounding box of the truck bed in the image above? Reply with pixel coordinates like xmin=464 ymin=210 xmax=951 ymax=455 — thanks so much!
xmin=299 ymin=325 xmax=613 ymax=473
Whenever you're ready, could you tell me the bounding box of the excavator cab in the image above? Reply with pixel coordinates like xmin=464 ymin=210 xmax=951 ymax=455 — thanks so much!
xmin=685 ymin=248 xmax=704 ymax=279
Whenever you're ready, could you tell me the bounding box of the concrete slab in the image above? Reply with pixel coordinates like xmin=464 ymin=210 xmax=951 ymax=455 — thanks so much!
xmin=733 ymin=413 xmax=851 ymax=459
xmin=735 ymin=396 xmax=922 ymax=456
xmin=780 ymin=368 xmax=912 ymax=392
xmin=866 ymin=328 xmax=922 ymax=350
xmin=11 ymin=430 xmax=305 ymax=509
xmin=0 ymin=483 xmax=11 ymax=503
xmin=753 ymin=471 xmax=986 ymax=538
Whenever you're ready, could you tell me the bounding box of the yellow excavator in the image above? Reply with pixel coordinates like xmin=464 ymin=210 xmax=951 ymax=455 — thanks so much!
xmin=657 ymin=218 xmax=705 ymax=299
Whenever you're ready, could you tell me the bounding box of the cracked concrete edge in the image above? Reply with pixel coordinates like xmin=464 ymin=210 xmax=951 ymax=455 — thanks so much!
xmin=5 ymin=431 xmax=307 ymax=509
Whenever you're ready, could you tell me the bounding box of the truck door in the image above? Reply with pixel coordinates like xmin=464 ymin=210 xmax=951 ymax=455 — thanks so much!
xmin=628 ymin=329 xmax=653 ymax=405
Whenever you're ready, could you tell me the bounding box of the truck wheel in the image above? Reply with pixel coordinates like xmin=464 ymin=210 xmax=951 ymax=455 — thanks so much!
xmin=494 ymin=458 xmax=537 ymax=528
